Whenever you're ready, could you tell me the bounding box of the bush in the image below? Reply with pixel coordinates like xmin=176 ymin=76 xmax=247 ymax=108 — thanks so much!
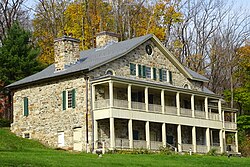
xmin=159 ymin=146 xmax=175 ymax=155
xmin=0 ymin=119 xmax=11 ymax=127
xmin=207 ymin=148 xmax=217 ymax=156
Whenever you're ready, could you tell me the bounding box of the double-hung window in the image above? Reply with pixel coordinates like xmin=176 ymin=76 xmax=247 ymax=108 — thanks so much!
xmin=62 ymin=89 xmax=76 ymax=110
xmin=130 ymin=63 xmax=136 ymax=75
xmin=162 ymin=70 xmax=167 ymax=81
xmin=146 ymin=67 xmax=151 ymax=78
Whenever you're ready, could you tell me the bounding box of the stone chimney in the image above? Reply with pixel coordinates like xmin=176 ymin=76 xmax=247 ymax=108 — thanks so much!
xmin=96 ymin=31 xmax=120 ymax=48
xmin=54 ymin=36 xmax=80 ymax=71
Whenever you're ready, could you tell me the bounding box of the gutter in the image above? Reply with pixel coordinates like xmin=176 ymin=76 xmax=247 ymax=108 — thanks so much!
xmin=84 ymin=75 xmax=89 ymax=152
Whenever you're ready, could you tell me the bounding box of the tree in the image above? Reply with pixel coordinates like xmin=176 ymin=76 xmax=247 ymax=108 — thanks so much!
xmin=0 ymin=22 xmax=44 ymax=86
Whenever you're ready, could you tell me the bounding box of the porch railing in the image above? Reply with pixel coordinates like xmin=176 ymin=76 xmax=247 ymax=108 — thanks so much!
xmin=182 ymin=144 xmax=193 ymax=152
xmin=209 ymin=112 xmax=220 ymax=121
xmin=150 ymin=141 xmax=163 ymax=150
xmin=180 ymin=108 xmax=192 ymax=117
xmin=196 ymin=145 xmax=208 ymax=153
xmin=165 ymin=106 xmax=177 ymax=115
xmin=133 ymin=140 xmax=146 ymax=148
xmin=195 ymin=110 xmax=206 ymax=119
xmin=148 ymin=104 xmax=162 ymax=113
xmin=115 ymin=138 xmax=129 ymax=149
xmin=224 ymin=122 xmax=237 ymax=130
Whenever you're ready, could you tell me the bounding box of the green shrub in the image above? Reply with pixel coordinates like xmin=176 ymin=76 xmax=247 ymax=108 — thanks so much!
xmin=0 ymin=119 xmax=10 ymax=127
xmin=159 ymin=146 xmax=175 ymax=155
xmin=207 ymin=148 xmax=217 ymax=156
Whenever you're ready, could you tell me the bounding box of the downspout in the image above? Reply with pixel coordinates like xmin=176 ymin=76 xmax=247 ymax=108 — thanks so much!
xmin=84 ymin=75 xmax=89 ymax=151
xmin=90 ymin=82 xmax=94 ymax=152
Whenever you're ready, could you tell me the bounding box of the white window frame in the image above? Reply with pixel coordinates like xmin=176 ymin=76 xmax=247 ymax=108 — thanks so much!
xmin=162 ymin=69 xmax=167 ymax=81
xmin=146 ymin=66 xmax=151 ymax=78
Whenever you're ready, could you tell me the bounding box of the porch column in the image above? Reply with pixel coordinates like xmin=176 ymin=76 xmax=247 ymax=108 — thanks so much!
xmin=206 ymin=128 xmax=211 ymax=152
xmin=162 ymin=123 xmax=166 ymax=147
xmin=92 ymin=85 xmax=96 ymax=110
xmin=191 ymin=94 xmax=195 ymax=117
xmin=110 ymin=117 xmax=115 ymax=150
xmin=145 ymin=87 xmax=149 ymax=112
xmin=205 ymin=97 xmax=208 ymax=119
xmin=176 ymin=92 xmax=180 ymax=116
xmin=218 ymin=99 xmax=222 ymax=121
xmin=235 ymin=132 xmax=239 ymax=152
xmin=94 ymin=120 xmax=98 ymax=149
xmin=109 ymin=81 xmax=114 ymax=107
xmin=146 ymin=121 xmax=150 ymax=149
xmin=128 ymin=119 xmax=133 ymax=149
xmin=177 ymin=124 xmax=182 ymax=152
xmin=222 ymin=110 xmax=225 ymax=128
xmin=219 ymin=129 xmax=224 ymax=153
xmin=128 ymin=84 xmax=132 ymax=110
xmin=192 ymin=126 xmax=197 ymax=153
xmin=161 ymin=90 xmax=165 ymax=114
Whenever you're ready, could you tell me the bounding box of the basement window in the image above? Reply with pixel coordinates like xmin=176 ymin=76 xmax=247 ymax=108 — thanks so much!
xmin=23 ymin=133 xmax=30 ymax=139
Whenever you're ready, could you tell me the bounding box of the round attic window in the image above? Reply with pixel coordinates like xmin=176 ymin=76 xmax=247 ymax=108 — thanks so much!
xmin=145 ymin=44 xmax=153 ymax=56
xmin=105 ymin=69 xmax=115 ymax=75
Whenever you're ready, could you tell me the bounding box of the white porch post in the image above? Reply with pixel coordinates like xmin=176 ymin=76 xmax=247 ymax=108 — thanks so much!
xmin=110 ymin=117 xmax=115 ymax=150
xmin=128 ymin=84 xmax=132 ymax=110
xmin=161 ymin=90 xmax=165 ymax=114
xmin=92 ymin=85 xmax=96 ymax=110
xmin=192 ymin=126 xmax=197 ymax=153
xmin=162 ymin=123 xmax=166 ymax=147
xmin=145 ymin=87 xmax=149 ymax=112
xmin=191 ymin=94 xmax=195 ymax=117
xmin=109 ymin=81 xmax=114 ymax=107
xmin=218 ymin=99 xmax=222 ymax=121
xmin=146 ymin=121 xmax=150 ymax=149
xmin=176 ymin=92 xmax=180 ymax=116
xmin=94 ymin=120 xmax=98 ymax=150
xmin=205 ymin=97 xmax=208 ymax=119
xmin=235 ymin=132 xmax=239 ymax=152
xmin=177 ymin=124 xmax=182 ymax=152
xmin=206 ymin=128 xmax=211 ymax=152
xmin=219 ymin=129 xmax=224 ymax=153
xmin=128 ymin=119 xmax=133 ymax=149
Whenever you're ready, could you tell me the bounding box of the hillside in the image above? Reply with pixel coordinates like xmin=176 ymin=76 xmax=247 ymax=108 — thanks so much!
xmin=0 ymin=128 xmax=250 ymax=167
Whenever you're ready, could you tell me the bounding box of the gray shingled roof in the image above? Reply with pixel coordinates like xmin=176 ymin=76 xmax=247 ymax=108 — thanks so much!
xmin=7 ymin=34 xmax=209 ymax=88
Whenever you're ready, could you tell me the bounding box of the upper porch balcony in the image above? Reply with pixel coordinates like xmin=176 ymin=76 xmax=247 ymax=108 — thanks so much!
xmin=91 ymin=77 xmax=236 ymax=130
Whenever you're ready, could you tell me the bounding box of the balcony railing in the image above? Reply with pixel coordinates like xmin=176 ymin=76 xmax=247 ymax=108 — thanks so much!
xmin=196 ymin=145 xmax=207 ymax=153
xmin=131 ymin=101 xmax=146 ymax=110
xmin=115 ymin=138 xmax=129 ymax=148
xmin=180 ymin=108 xmax=192 ymax=117
xmin=148 ymin=104 xmax=162 ymax=113
xmin=195 ymin=110 xmax=206 ymax=119
xmin=224 ymin=122 xmax=237 ymax=129
xmin=165 ymin=106 xmax=177 ymax=115
xmin=94 ymin=99 xmax=222 ymax=122
xmin=209 ymin=112 xmax=220 ymax=121
xmin=133 ymin=140 xmax=146 ymax=148
xmin=95 ymin=99 xmax=109 ymax=109
xmin=114 ymin=99 xmax=128 ymax=108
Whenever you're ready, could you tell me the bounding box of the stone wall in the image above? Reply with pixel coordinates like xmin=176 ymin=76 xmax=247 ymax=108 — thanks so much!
xmin=89 ymin=39 xmax=202 ymax=91
xmin=11 ymin=74 xmax=92 ymax=150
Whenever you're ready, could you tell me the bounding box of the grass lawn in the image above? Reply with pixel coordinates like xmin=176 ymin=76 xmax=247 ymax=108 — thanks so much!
xmin=1 ymin=128 xmax=249 ymax=167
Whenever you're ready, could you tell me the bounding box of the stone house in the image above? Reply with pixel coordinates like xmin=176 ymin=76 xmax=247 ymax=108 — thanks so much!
xmin=7 ymin=31 xmax=238 ymax=153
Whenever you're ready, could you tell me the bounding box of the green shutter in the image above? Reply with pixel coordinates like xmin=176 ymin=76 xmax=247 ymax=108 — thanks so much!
xmin=62 ymin=91 xmax=66 ymax=110
xmin=169 ymin=71 xmax=173 ymax=84
xmin=159 ymin=69 xmax=163 ymax=81
xmin=72 ymin=89 xmax=76 ymax=109
xmin=24 ymin=97 xmax=28 ymax=116
xmin=153 ymin=68 xmax=157 ymax=80
xmin=142 ymin=65 xmax=146 ymax=78
xmin=130 ymin=63 xmax=136 ymax=75
xmin=138 ymin=64 xmax=142 ymax=77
